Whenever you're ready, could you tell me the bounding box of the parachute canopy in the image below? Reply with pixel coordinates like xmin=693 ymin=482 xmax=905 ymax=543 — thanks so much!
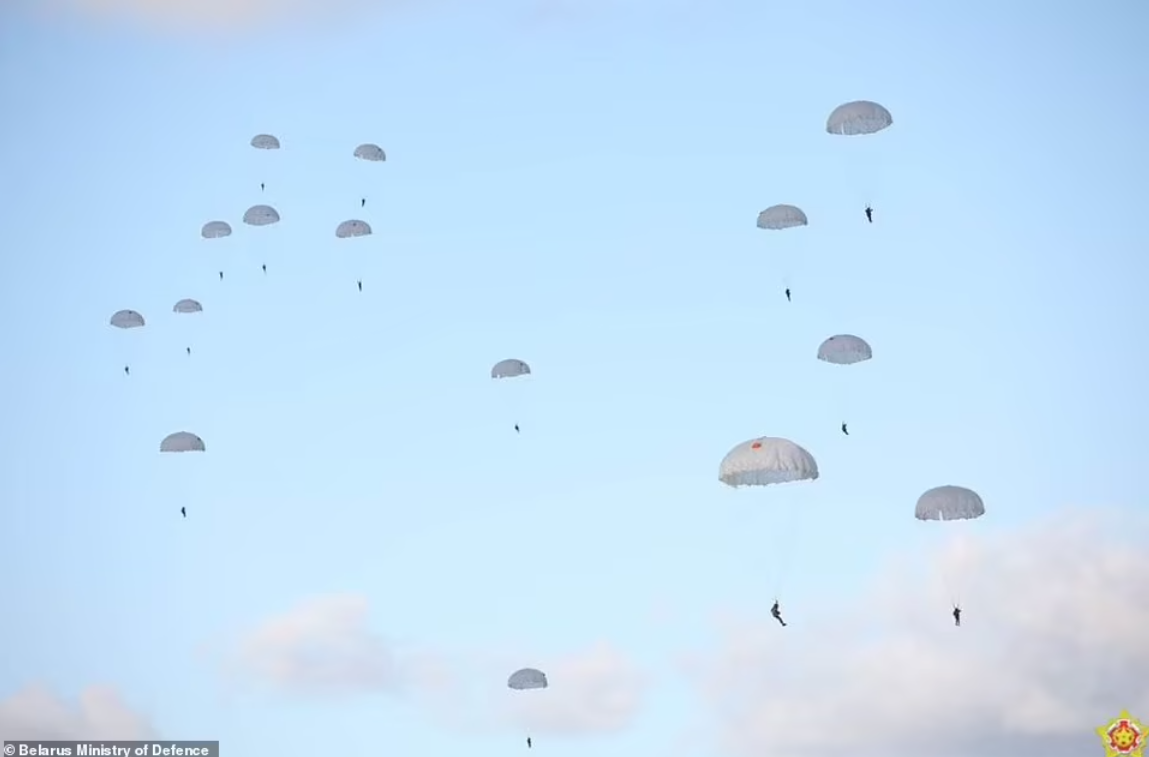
xmin=354 ymin=143 xmax=386 ymax=162
xmin=110 ymin=309 xmax=145 ymax=329
xmin=491 ymin=359 xmax=531 ymax=379
xmin=719 ymin=437 xmax=819 ymax=487
xmin=817 ymin=334 xmax=873 ymax=365
xmin=173 ymin=299 xmax=203 ymax=314
xmin=915 ymin=485 xmax=984 ymax=522
xmin=508 ymin=668 xmax=548 ymax=690
xmin=826 ymin=100 xmax=893 ymax=136
xmin=336 ymin=220 xmax=372 ymax=238
xmin=251 ymin=134 xmax=281 ymax=150
xmin=756 ymin=204 xmax=808 ymax=231
xmin=243 ymin=205 xmax=280 ymax=226
xmin=201 ymin=221 xmax=232 ymax=239
xmin=160 ymin=432 xmax=205 ymax=453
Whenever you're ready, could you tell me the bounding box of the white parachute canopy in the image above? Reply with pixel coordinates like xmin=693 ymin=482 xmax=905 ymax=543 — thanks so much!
xmin=160 ymin=432 xmax=205 ymax=453
xmin=915 ymin=486 xmax=985 ymax=522
xmin=110 ymin=309 xmax=145 ymax=329
xmin=756 ymin=204 xmax=808 ymax=231
xmin=508 ymin=668 xmax=548 ymax=690
xmin=336 ymin=220 xmax=372 ymax=238
xmin=817 ymin=334 xmax=873 ymax=365
xmin=173 ymin=299 xmax=203 ymax=314
xmin=244 ymin=205 xmax=280 ymax=226
xmin=251 ymin=134 xmax=281 ymax=150
xmin=826 ymin=101 xmax=893 ymax=136
xmin=354 ymin=143 xmax=386 ymax=162
xmin=491 ymin=359 xmax=531 ymax=379
xmin=201 ymin=221 xmax=232 ymax=239
xmin=719 ymin=437 xmax=819 ymax=487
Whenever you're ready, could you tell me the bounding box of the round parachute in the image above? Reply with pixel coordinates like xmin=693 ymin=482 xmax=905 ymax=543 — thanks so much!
xmin=160 ymin=432 xmax=205 ymax=453
xmin=173 ymin=299 xmax=203 ymax=314
xmin=508 ymin=668 xmax=548 ymax=690
xmin=826 ymin=101 xmax=893 ymax=136
xmin=817 ymin=335 xmax=873 ymax=365
xmin=354 ymin=143 xmax=386 ymax=162
xmin=336 ymin=220 xmax=372 ymax=238
xmin=201 ymin=221 xmax=232 ymax=239
xmin=110 ymin=310 xmax=145 ymax=329
xmin=915 ymin=486 xmax=984 ymax=521
xmin=251 ymin=134 xmax=281 ymax=150
xmin=756 ymin=204 xmax=808 ymax=231
xmin=243 ymin=205 xmax=280 ymax=226
xmin=491 ymin=359 xmax=531 ymax=379
xmin=719 ymin=437 xmax=819 ymax=487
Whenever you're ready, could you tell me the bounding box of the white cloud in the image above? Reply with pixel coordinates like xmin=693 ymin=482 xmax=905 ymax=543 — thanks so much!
xmin=227 ymin=594 xmax=406 ymax=696
xmin=224 ymin=594 xmax=646 ymax=734
xmin=679 ymin=508 xmax=1149 ymax=757
xmin=0 ymin=685 xmax=154 ymax=741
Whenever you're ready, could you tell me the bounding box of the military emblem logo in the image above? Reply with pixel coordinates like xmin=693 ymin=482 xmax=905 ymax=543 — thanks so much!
xmin=1098 ymin=710 xmax=1146 ymax=757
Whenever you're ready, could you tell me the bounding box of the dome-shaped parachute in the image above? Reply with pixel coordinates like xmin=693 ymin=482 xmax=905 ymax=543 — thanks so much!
xmin=160 ymin=432 xmax=206 ymax=453
xmin=110 ymin=310 xmax=145 ymax=329
xmin=756 ymin=204 xmax=808 ymax=231
xmin=719 ymin=437 xmax=819 ymax=487
xmin=826 ymin=101 xmax=893 ymax=136
xmin=508 ymin=668 xmax=548 ymax=690
xmin=354 ymin=143 xmax=386 ymax=162
xmin=173 ymin=299 xmax=203 ymax=314
xmin=491 ymin=359 xmax=531 ymax=379
xmin=817 ymin=334 xmax=873 ymax=365
xmin=243 ymin=205 xmax=280 ymax=226
xmin=336 ymin=220 xmax=372 ymax=238
xmin=251 ymin=134 xmax=281 ymax=150
xmin=201 ymin=221 xmax=232 ymax=239
xmin=915 ymin=486 xmax=985 ymax=521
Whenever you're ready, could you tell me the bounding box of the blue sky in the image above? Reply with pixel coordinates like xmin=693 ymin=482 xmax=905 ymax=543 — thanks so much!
xmin=1 ymin=0 xmax=1147 ymax=755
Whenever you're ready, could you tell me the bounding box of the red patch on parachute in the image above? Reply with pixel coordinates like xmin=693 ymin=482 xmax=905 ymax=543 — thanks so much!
xmin=751 ymin=442 xmax=762 ymax=450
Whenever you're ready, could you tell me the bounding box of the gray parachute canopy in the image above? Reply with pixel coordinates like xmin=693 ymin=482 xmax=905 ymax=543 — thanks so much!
xmin=915 ymin=485 xmax=985 ymax=522
xmin=201 ymin=221 xmax=232 ymax=239
xmin=817 ymin=334 xmax=873 ymax=365
xmin=243 ymin=205 xmax=280 ymax=226
xmin=110 ymin=309 xmax=145 ymax=329
xmin=160 ymin=432 xmax=205 ymax=453
xmin=354 ymin=143 xmax=386 ymax=162
xmin=491 ymin=359 xmax=531 ymax=379
xmin=251 ymin=134 xmax=281 ymax=150
xmin=336 ymin=220 xmax=372 ymax=238
xmin=826 ymin=101 xmax=893 ymax=136
xmin=756 ymin=204 xmax=808 ymax=231
xmin=173 ymin=299 xmax=203 ymax=314
xmin=719 ymin=437 xmax=819 ymax=487
xmin=507 ymin=668 xmax=548 ymax=690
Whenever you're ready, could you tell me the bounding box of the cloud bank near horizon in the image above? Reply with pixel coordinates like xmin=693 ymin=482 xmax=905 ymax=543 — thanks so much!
xmin=678 ymin=507 xmax=1149 ymax=757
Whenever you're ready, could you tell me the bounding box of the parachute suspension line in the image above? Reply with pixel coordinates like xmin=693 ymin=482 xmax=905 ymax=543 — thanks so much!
xmin=942 ymin=520 xmax=973 ymax=610
xmin=835 ymin=369 xmax=851 ymax=433
xmin=718 ymin=437 xmax=820 ymax=605
xmin=826 ymin=100 xmax=893 ymax=211
xmin=914 ymin=486 xmax=985 ymax=616
xmin=768 ymin=498 xmax=807 ymax=601
xmin=507 ymin=389 xmax=530 ymax=501
xmin=817 ymin=335 xmax=872 ymax=437
xmin=492 ymin=360 xmax=533 ymax=509
xmin=335 ymin=219 xmax=374 ymax=293
xmin=852 ymin=144 xmax=874 ymax=209
xmin=755 ymin=204 xmax=807 ymax=306
xmin=784 ymin=228 xmax=806 ymax=295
